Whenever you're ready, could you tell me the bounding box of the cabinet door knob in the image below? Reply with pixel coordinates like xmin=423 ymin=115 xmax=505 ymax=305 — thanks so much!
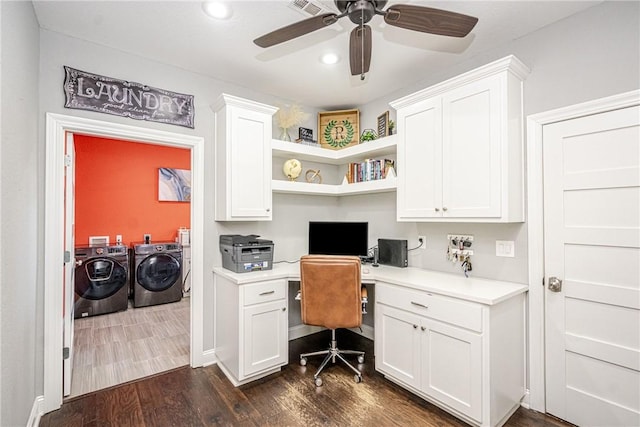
xmin=442 ymin=207 xmax=448 ymax=212
xmin=282 ymin=307 xmax=286 ymax=311
xmin=435 ymin=208 xmax=440 ymax=212
xmin=413 ymin=324 xmax=418 ymax=329
xmin=266 ymin=208 xmax=271 ymax=212
xmin=421 ymin=326 xmax=426 ymax=331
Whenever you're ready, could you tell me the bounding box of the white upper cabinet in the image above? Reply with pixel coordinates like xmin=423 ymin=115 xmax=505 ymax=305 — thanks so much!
xmin=391 ymin=56 xmax=530 ymax=222
xmin=213 ymin=94 xmax=277 ymax=221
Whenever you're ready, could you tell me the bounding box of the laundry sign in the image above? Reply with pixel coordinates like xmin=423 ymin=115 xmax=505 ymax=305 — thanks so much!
xmin=63 ymin=66 xmax=194 ymax=128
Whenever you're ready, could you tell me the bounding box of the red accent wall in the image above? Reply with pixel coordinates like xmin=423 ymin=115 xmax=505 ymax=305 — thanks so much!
xmin=74 ymin=134 xmax=190 ymax=247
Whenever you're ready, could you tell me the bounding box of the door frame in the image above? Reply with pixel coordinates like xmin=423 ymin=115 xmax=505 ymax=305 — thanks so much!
xmin=525 ymin=89 xmax=640 ymax=412
xmin=43 ymin=113 xmax=206 ymax=413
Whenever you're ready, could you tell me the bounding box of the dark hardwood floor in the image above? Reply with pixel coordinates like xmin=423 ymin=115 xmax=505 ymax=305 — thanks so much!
xmin=41 ymin=330 xmax=571 ymax=427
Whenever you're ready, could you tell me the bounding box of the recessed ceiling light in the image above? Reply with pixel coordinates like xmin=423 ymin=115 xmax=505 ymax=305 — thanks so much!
xmin=202 ymin=2 xmax=232 ymax=20
xmin=320 ymin=53 xmax=340 ymax=65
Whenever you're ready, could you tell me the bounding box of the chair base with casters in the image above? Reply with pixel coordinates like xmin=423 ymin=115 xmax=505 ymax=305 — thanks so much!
xmin=300 ymin=329 xmax=365 ymax=387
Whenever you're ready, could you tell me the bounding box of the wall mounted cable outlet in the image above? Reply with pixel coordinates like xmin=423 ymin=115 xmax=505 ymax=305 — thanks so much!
xmin=116 ymin=235 xmax=122 ymax=244
xmin=418 ymin=235 xmax=426 ymax=249
xmin=144 ymin=234 xmax=151 ymax=244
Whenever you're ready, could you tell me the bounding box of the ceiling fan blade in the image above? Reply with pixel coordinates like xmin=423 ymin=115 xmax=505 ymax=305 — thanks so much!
xmin=254 ymin=13 xmax=339 ymax=48
xmin=350 ymin=25 xmax=372 ymax=76
xmin=384 ymin=4 xmax=478 ymax=38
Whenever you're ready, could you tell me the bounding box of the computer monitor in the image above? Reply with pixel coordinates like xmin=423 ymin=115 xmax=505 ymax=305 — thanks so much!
xmin=308 ymin=221 xmax=369 ymax=257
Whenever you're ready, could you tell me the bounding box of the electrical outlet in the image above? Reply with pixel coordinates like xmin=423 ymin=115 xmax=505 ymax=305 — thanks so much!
xmin=144 ymin=234 xmax=151 ymax=244
xmin=418 ymin=235 xmax=426 ymax=249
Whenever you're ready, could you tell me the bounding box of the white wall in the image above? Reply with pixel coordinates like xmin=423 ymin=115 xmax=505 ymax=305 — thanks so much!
xmin=356 ymin=1 xmax=640 ymax=284
xmin=0 ymin=2 xmax=40 ymax=425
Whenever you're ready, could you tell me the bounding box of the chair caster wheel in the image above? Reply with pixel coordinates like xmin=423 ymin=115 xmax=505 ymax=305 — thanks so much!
xmin=300 ymin=357 xmax=307 ymax=366
xmin=314 ymin=377 xmax=323 ymax=387
xmin=357 ymin=355 xmax=365 ymax=364
xmin=354 ymin=374 xmax=362 ymax=383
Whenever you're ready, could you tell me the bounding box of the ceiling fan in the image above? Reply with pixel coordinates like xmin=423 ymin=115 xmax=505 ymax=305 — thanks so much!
xmin=253 ymin=0 xmax=478 ymax=80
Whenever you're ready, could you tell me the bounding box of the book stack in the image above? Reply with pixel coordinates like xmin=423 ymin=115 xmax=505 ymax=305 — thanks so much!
xmin=346 ymin=159 xmax=395 ymax=184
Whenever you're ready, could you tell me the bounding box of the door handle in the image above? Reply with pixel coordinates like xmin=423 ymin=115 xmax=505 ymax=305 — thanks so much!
xmin=548 ymin=277 xmax=563 ymax=292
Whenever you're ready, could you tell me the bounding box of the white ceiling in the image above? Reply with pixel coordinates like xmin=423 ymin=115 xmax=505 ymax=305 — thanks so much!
xmin=32 ymin=0 xmax=601 ymax=108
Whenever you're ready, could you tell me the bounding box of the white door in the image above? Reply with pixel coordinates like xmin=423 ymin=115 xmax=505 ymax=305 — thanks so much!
xmin=441 ymin=74 xmax=501 ymax=218
xmin=421 ymin=319 xmax=482 ymax=422
xmin=242 ymin=299 xmax=287 ymax=377
xmin=396 ymin=97 xmax=442 ymax=220
xmin=543 ymin=105 xmax=640 ymax=426
xmin=230 ymin=107 xmax=272 ymax=219
xmin=63 ymin=132 xmax=76 ymax=396
xmin=374 ymin=304 xmax=422 ymax=389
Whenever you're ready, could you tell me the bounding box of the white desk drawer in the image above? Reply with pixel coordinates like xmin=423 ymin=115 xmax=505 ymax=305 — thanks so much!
xmin=377 ymin=282 xmax=483 ymax=333
xmin=243 ymin=280 xmax=286 ymax=306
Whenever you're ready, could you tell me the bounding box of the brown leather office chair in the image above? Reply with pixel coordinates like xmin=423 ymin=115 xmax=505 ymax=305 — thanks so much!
xmin=299 ymin=255 xmax=365 ymax=387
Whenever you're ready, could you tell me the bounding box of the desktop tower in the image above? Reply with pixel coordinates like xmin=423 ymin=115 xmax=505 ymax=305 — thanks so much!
xmin=377 ymin=239 xmax=408 ymax=268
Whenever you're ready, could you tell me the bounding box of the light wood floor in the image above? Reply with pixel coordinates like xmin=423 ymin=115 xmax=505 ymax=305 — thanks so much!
xmin=69 ymin=297 xmax=190 ymax=398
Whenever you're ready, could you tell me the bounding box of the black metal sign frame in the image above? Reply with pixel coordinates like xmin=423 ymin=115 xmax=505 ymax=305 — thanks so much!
xmin=63 ymin=66 xmax=194 ymax=128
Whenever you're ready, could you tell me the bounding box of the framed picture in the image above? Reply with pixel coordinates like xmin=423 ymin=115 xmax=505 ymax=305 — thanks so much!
xmin=158 ymin=168 xmax=191 ymax=201
xmin=318 ymin=109 xmax=359 ymax=150
xmin=377 ymin=111 xmax=389 ymax=138
xmin=298 ymin=127 xmax=314 ymax=141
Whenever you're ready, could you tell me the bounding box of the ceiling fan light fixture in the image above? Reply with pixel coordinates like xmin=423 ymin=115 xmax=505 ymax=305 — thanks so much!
xmin=202 ymin=1 xmax=232 ymax=20
xmin=320 ymin=52 xmax=340 ymax=65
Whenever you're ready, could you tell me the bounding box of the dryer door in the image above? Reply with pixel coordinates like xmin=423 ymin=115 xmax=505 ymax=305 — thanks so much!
xmin=136 ymin=254 xmax=181 ymax=292
xmin=75 ymin=257 xmax=128 ymax=300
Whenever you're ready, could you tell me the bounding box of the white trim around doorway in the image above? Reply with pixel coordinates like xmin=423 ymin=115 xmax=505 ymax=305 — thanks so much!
xmin=525 ymin=89 xmax=640 ymax=412
xmin=43 ymin=113 xmax=206 ymax=413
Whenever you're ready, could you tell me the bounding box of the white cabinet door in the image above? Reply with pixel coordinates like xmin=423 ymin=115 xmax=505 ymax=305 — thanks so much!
xmin=397 ymin=97 xmax=442 ymax=220
xmin=243 ymin=299 xmax=288 ymax=377
xmin=421 ymin=319 xmax=482 ymax=422
xmin=214 ymin=94 xmax=277 ymax=221
xmin=442 ymin=75 xmax=501 ymax=218
xmin=230 ymin=107 xmax=272 ymax=219
xmin=375 ymin=304 xmax=422 ymax=389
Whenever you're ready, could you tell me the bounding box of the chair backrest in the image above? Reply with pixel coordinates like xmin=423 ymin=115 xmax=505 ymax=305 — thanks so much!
xmin=300 ymin=255 xmax=362 ymax=330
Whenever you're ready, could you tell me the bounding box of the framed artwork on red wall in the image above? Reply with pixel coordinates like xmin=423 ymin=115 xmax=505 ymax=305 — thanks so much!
xmin=158 ymin=168 xmax=191 ymax=202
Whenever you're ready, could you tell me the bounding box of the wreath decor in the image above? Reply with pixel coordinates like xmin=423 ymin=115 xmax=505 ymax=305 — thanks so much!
xmin=323 ymin=119 xmax=355 ymax=148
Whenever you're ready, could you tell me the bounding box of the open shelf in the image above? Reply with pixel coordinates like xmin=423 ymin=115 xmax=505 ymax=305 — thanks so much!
xmin=272 ymin=134 xmax=397 ymax=165
xmin=272 ymin=175 xmax=397 ymax=197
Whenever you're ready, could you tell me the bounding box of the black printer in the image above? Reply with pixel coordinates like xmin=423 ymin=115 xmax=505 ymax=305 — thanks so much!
xmin=220 ymin=234 xmax=274 ymax=273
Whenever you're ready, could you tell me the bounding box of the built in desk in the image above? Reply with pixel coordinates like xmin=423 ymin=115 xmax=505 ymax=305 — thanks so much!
xmin=213 ymin=263 xmax=528 ymax=427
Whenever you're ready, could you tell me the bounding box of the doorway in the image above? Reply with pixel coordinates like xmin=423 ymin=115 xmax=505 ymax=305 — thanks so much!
xmin=69 ymin=134 xmax=192 ymax=397
xmin=526 ymin=90 xmax=640 ymax=423
xmin=43 ymin=113 xmax=205 ymax=413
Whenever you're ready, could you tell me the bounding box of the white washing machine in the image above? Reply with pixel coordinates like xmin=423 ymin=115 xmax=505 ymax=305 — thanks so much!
xmin=132 ymin=242 xmax=183 ymax=308
xmin=74 ymin=244 xmax=129 ymax=318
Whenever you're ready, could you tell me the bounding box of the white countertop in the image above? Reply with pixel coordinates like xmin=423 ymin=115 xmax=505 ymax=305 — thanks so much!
xmin=213 ymin=263 xmax=527 ymax=305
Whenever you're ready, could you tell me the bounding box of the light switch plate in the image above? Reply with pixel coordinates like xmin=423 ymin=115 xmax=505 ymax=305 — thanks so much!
xmin=496 ymin=240 xmax=515 ymax=257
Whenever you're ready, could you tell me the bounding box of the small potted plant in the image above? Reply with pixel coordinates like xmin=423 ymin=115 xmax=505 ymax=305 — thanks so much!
xmin=360 ymin=129 xmax=377 ymax=143
xmin=388 ymin=119 xmax=395 ymax=135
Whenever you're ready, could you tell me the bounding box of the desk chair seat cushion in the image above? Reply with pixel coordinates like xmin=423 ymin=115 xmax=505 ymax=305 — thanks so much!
xmin=300 ymin=255 xmax=362 ymax=330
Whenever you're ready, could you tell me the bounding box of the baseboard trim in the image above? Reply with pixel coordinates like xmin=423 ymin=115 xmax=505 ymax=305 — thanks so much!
xmin=201 ymin=349 xmax=217 ymax=367
xmin=348 ymin=324 xmax=374 ymax=341
xmin=520 ymin=389 xmax=531 ymax=409
xmin=288 ymin=324 xmax=324 ymax=340
xmin=27 ymin=395 xmax=44 ymax=427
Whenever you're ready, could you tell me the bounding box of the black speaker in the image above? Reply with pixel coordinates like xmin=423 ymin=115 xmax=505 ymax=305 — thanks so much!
xmin=378 ymin=239 xmax=408 ymax=268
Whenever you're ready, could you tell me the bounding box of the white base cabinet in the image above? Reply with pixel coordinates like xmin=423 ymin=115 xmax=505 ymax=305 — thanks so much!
xmin=214 ymin=274 xmax=288 ymax=386
xmin=375 ymin=282 xmax=525 ymax=427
